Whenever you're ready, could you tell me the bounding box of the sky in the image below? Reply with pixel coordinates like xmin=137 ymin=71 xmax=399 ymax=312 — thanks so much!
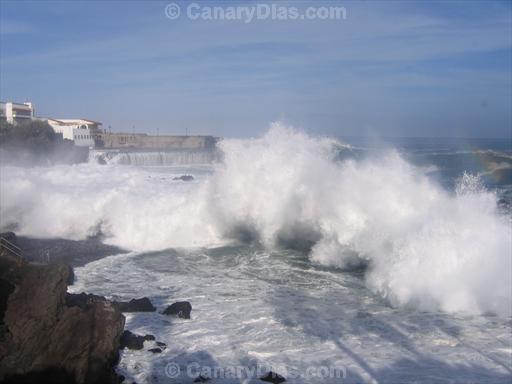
xmin=0 ymin=0 xmax=511 ymax=138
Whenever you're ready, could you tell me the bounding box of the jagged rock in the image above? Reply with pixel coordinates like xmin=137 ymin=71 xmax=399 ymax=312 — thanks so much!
xmin=162 ymin=301 xmax=192 ymax=319
xmin=0 ymin=250 xmax=125 ymax=384
xmin=119 ymin=331 xmax=144 ymax=350
xmin=118 ymin=331 xmax=156 ymax=350
xmin=148 ymin=348 xmax=162 ymax=353
xmin=172 ymin=175 xmax=194 ymax=181
xmin=116 ymin=297 xmax=156 ymax=312
xmin=156 ymin=341 xmax=167 ymax=348
xmin=65 ymin=292 xmax=107 ymax=308
xmin=66 ymin=265 xmax=75 ymax=285
xmin=260 ymin=371 xmax=286 ymax=383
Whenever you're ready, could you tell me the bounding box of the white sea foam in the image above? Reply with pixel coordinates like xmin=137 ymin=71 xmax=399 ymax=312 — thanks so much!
xmin=1 ymin=123 xmax=510 ymax=316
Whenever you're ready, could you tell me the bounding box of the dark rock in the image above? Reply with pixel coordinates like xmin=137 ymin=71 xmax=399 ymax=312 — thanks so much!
xmin=65 ymin=292 xmax=108 ymax=309
xmin=172 ymin=175 xmax=194 ymax=181
xmin=0 ymin=250 xmax=125 ymax=384
xmin=148 ymin=348 xmax=162 ymax=353
xmin=66 ymin=265 xmax=75 ymax=285
xmin=260 ymin=371 xmax=286 ymax=383
xmin=119 ymin=330 xmax=146 ymax=350
xmin=14 ymin=235 xmax=127 ymax=267
xmin=156 ymin=341 xmax=167 ymax=348
xmin=194 ymin=374 xmax=211 ymax=382
xmin=162 ymin=301 xmax=192 ymax=319
xmin=0 ymin=232 xmax=17 ymax=244
xmin=116 ymin=297 xmax=156 ymax=313
xmin=0 ymin=278 xmax=15 ymax=339
xmin=118 ymin=332 xmax=155 ymax=350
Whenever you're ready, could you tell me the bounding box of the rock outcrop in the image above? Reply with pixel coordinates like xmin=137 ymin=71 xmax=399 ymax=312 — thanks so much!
xmin=116 ymin=297 xmax=156 ymax=313
xmin=162 ymin=301 xmax=192 ymax=319
xmin=260 ymin=371 xmax=286 ymax=383
xmin=118 ymin=331 xmax=155 ymax=351
xmin=0 ymin=247 xmax=125 ymax=384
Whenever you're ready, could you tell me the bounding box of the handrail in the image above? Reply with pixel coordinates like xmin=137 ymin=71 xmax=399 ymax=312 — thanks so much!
xmin=0 ymin=237 xmax=23 ymax=259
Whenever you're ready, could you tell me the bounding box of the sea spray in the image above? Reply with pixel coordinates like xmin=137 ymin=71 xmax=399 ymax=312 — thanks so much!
xmin=1 ymin=123 xmax=510 ymax=316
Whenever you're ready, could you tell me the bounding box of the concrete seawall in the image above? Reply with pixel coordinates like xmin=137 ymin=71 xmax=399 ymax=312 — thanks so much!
xmin=95 ymin=133 xmax=219 ymax=150
xmin=89 ymin=148 xmax=221 ymax=165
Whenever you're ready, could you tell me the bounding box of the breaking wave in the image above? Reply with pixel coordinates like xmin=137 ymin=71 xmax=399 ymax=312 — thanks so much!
xmin=89 ymin=149 xmax=219 ymax=165
xmin=1 ymin=123 xmax=510 ymax=316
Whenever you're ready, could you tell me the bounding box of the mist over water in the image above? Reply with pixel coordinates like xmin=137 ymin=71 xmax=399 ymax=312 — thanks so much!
xmin=1 ymin=123 xmax=511 ymax=317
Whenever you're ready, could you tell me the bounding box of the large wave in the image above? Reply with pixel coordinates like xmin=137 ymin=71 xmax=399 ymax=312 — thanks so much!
xmin=1 ymin=123 xmax=510 ymax=316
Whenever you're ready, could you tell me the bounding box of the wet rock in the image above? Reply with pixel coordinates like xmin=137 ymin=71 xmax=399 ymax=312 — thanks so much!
xmin=260 ymin=371 xmax=286 ymax=383
xmin=0 ymin=251 xmax=125 ymax=384
xmin=144 ymin=334 xmax=155 ymax=341
xmin=156 ymin=341 xmax=167 ymax=348
xmin=116 ymin=297 xmax=156 ymax=312
xmin=148 ymin=348 xmax=162 ymax=353
xmin=119 ymin=331 xmax=148 ymax=350
xmin=66 ymin=265 xmax=75 ymax=285
xmin=172 ymin=175 xmax=194 ymax=181
xmin=162 ymin=301 xmax=192 ymax=319
xmin=65 ymin=292 xmax=107 ymax=309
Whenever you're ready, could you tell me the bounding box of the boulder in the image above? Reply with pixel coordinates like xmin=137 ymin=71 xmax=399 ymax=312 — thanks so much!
xmin=118 ymin=331 xmax=156 ymax=350
xmin=0 ymin=250 xmax=125 ymax=384
xmin=260 ymin=371 xmax=286 ymax=383
xmin=172 ymin=175 xmax=194 ymax=181
xmin=148 ymin=348 xmax=162 ymax=354
xmin=162 ymin=301 xmax=192 ymax=319
xmin=116 ymin=297 xmax=156 ymax=313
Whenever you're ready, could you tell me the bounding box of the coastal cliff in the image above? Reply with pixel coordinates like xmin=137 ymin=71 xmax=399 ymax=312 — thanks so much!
xmin=0 ymin=245 xmax=125 ymax=383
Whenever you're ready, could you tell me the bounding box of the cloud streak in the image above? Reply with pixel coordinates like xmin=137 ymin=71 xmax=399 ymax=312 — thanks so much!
xmin=0 ymin=0 xmax=510 ymax=137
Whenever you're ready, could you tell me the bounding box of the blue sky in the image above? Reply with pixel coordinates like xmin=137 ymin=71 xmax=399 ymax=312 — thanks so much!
xmin=0 ymin=0 xmax=511 ymax=138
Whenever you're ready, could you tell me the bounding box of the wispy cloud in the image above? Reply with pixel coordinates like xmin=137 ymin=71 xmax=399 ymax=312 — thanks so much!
xmin=0 ymin=0 xmax=510 ymax=137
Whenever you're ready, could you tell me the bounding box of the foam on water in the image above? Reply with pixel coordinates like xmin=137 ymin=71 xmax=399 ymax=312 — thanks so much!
xmin=1 ymin=123 xmax=511 ymax=316
xmin=89 ymin=149 xmax=219 ymax=166
xmin=69 ymin=248 xmax=512 ymax=383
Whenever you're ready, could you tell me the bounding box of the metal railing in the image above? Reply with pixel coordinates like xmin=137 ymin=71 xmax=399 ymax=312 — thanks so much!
xmin=0 ymin=237 xmax=23 ymax=261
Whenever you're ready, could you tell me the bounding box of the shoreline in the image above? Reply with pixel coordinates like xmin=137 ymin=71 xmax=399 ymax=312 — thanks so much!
xmin=5 ymin=233 xmax=127 ymax=267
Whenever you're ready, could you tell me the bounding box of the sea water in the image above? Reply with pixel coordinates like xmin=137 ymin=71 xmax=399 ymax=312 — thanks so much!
xmin=1 ymin=124 xmax=511 ymax=383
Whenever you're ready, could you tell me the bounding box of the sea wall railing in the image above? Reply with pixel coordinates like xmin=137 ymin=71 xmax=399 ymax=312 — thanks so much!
xmin=0 ymin=236 xmax=23 ymax=262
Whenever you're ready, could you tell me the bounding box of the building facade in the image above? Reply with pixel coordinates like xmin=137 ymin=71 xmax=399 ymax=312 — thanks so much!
xmin=0 ymin=101 xmax=34 ymax=125
xmin=47 ymin=119 xmax=102 ymax=147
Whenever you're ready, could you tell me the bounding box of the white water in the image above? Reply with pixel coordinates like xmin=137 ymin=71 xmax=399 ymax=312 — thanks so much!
xmin=70 ymin=248 xmax=512 ymax=384
xmin=89 ymin=149 xmax=219 ymax=166
xmin=1 ymin=123 xmax=511 ymax=317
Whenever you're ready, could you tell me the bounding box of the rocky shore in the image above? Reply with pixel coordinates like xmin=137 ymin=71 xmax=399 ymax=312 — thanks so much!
xmin=0 ymin=233 xmax=200 ymax=384
xmin=0 ymin=233 xmax=286 ymax=384
xmin=0 ymin=237 xmax=125 ymax=384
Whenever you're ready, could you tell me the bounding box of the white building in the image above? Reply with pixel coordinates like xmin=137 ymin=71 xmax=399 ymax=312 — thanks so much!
xmin=47 ymin=118 xmax=102 ymax=147
xmin=0 ymin=101 xmax=34 ymax=125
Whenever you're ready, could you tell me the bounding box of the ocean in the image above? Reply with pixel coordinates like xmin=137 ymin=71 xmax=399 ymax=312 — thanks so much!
xmin=1 ymin=124 xmax=511 ymax=383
